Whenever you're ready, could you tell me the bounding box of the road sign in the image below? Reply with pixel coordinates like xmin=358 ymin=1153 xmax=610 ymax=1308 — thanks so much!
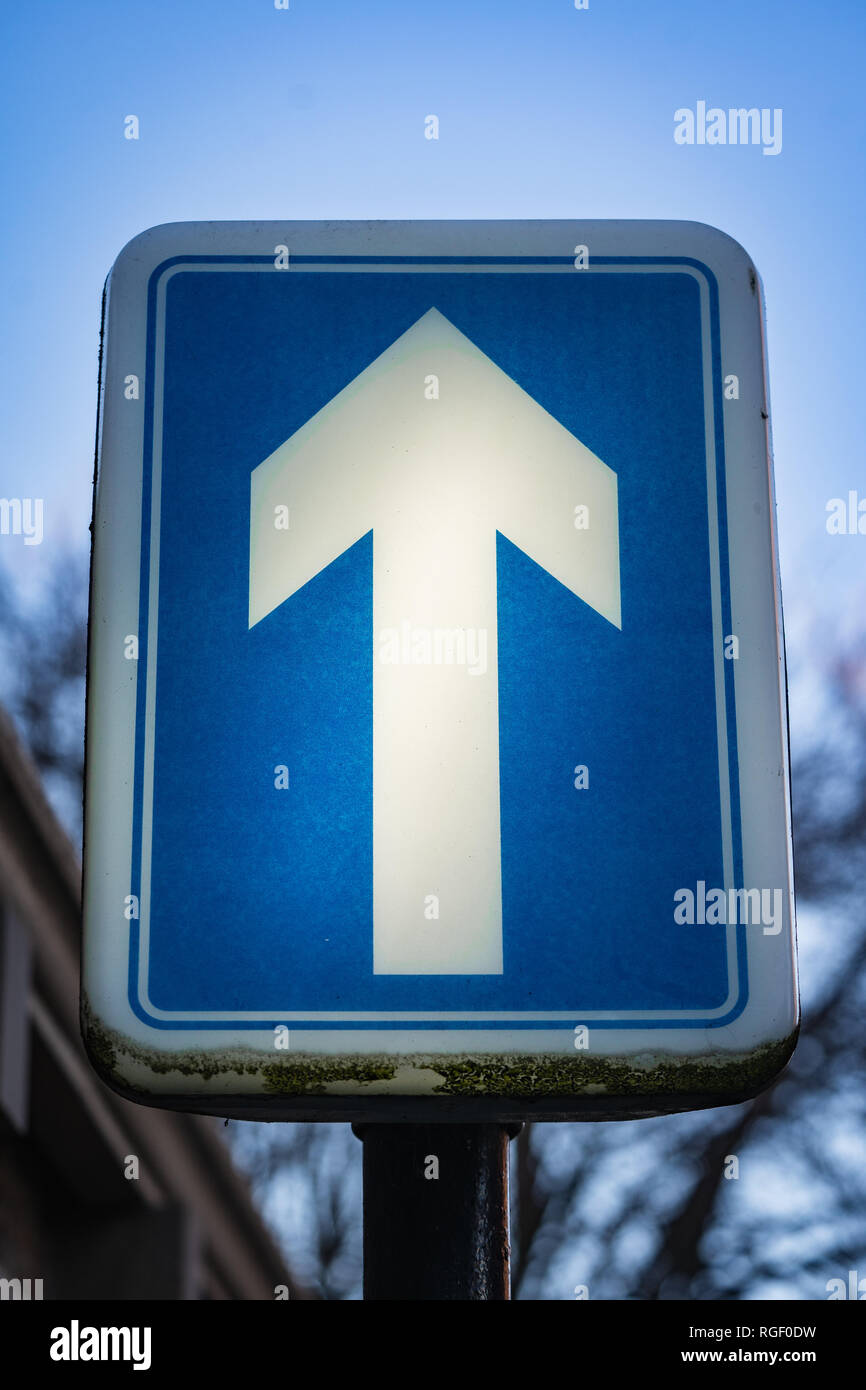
xmin=83 ymin=220 xmax=798 ymax=1120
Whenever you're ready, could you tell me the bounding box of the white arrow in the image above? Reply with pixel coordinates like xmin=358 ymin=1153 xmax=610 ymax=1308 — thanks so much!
xmin=250 ymin=308 xmax=620 ymax=975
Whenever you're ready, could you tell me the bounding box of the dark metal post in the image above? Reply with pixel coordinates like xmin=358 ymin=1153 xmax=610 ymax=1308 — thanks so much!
xmin=353 ymin=1123 xmax=519 ymax=1300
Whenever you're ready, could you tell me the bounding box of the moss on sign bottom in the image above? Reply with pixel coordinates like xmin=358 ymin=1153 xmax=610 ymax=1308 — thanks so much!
xmin=81 ymin=1003 xmax=796 ymax=1101
xmin=425 ymin=1037 xmax=796 ymax=1097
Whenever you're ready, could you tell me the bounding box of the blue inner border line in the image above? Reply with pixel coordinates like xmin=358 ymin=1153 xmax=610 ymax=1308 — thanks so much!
xmin=127 ymin=253 xmax=747 ymax=1031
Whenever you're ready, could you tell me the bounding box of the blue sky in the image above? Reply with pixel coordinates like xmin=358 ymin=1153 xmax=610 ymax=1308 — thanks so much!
xmin=1 ymin=0 xmax=864 ymax=650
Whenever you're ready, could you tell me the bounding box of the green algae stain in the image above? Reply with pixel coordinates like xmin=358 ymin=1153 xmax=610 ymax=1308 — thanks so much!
xmin=80 ymin=997 xmax=797 ymax=1104
xmin=80 ymin=999 xmax=119 ymax=1080
xmin=81 ymin=1003 xmax=398 ymax=1095
xmin=427 ymin=1034 xmax=798 ymax=1098
xmin=261 ymin=1059 xmax=398 ymax=1095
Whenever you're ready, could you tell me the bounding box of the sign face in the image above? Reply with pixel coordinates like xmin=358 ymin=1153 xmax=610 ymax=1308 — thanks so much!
xmin=83 ymin=220 xmax=798 ymax=1120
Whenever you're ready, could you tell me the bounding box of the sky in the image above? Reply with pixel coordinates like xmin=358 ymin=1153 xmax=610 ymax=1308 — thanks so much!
xmin=0 ymin=0 xmax=864 ymax=683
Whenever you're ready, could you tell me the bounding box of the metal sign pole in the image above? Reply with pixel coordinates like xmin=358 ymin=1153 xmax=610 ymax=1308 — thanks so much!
xmin=353 ymin=1124 xmax=521 ymax=1301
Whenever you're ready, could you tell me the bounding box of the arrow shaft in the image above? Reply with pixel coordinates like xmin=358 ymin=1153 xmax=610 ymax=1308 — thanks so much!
xmin=372 ymin=518 xmax=503 ymax=975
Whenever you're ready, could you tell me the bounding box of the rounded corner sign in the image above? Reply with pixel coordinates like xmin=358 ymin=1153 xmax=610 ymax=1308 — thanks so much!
xmin=82 ymin=219 xmax=798 ymax=1121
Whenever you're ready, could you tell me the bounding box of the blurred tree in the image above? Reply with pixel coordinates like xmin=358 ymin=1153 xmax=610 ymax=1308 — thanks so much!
xmin=229 ymin=1121 xmax=362 ymax=1301
xmin=0 ymin=550 xmax=88 ymax=843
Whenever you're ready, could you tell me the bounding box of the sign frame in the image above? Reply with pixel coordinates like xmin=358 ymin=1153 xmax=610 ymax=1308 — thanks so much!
xmin=82 ymin=219 xmax=798 ymax=1121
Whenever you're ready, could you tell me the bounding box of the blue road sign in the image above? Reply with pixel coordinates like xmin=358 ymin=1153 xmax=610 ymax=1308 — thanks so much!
xmin=83 ymin=221 xmax=798 ymax=1120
